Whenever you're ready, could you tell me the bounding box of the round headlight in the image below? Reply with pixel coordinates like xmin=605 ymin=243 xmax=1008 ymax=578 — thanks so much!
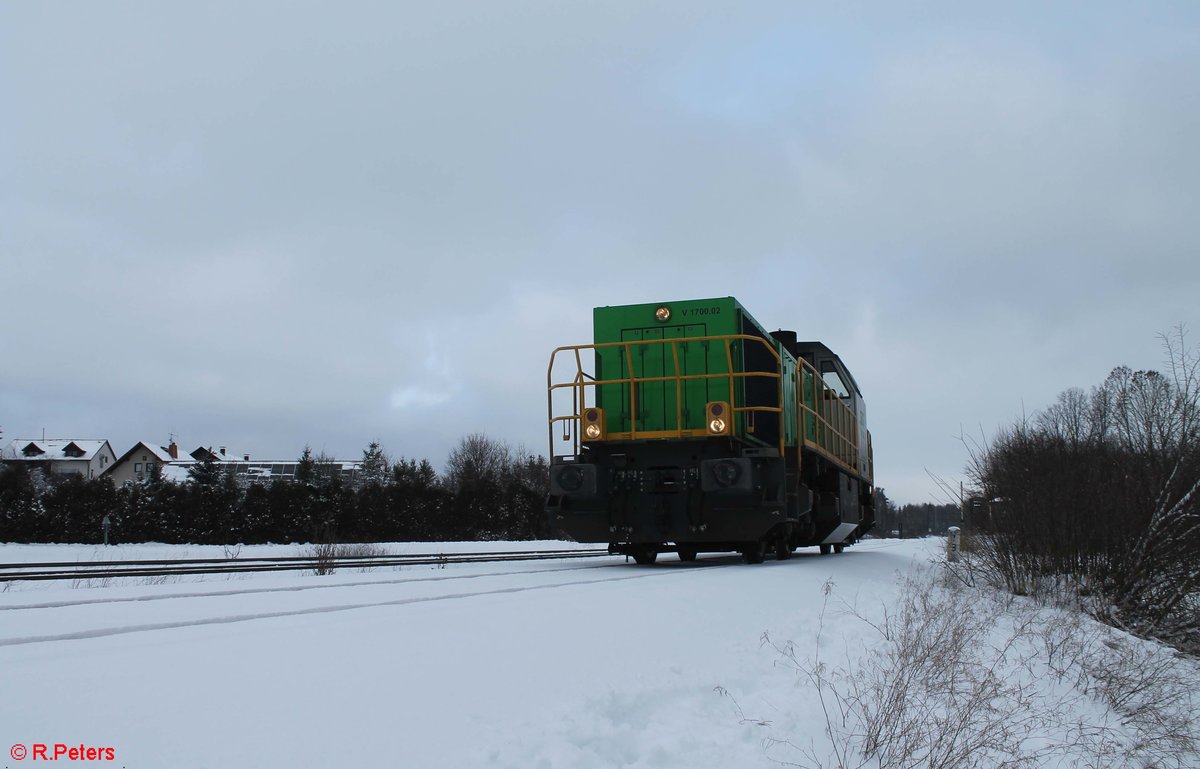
xmin=558 ymin=465 xmax=584 ymax=492
xmin=585 ymin=423 xmax=602 ymax=439
xmin=585 ymin=409 xmax=598 ymax=422
xmin=709 ymin=403 xmax=724 ymax=417
xmin=709 ymin=418 xmax=727 ymax=434
xmin=655 ymin=306 xmax=671 ymax=322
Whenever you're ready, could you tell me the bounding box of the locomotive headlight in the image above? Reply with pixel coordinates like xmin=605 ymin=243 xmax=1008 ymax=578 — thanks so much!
xmin=655 ymin=306 xmax=671 ymax=322
xmin=705 ymin=401 xmax=731 ymax=435
xmin=581 ymin=407 xmax=606 ymax=441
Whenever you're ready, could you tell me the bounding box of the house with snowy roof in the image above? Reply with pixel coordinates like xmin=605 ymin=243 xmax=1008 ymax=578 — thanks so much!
xmin=1 ymin=438 xmax=117 ymax=479
xmin=185 ymin=445 xmax=362 ymax=485
xmin=87 ymin=439 xmax=365 ymax=487
xmin=103 ymin=441 xmax=180 ymax=486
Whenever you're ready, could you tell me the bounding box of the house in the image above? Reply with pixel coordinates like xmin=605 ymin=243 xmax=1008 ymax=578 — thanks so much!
xmin=1 ymin=438 xmax=117 ymax=479
xmin=186 ymin=445 xmax=362 ymax=485
xmin=103 ymin=442 xmax=362 ymax=486
xmin=104 ymin=441 xmax=179 ymax=486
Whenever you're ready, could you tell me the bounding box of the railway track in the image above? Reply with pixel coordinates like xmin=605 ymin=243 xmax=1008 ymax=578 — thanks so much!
xmin=0 ymin=547 xmax=611 ymax=582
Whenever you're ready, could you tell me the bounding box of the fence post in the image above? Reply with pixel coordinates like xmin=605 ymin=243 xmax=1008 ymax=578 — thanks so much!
xmin=947 ymin=525 xmax=961 ymax=563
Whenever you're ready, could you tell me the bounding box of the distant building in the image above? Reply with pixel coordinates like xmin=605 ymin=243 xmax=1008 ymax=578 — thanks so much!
xmin=104 ymin=441 xmax=178 ymax=486
xmin=184 ymin=446 xmax=362 ymax=485
xmin=1 ymin=438 xmax=117 ymax=479
xmin=103 ymin=443 xmax=361 ymax=486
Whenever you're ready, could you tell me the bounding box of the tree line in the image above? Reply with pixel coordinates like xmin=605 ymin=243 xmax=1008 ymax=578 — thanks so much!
xmin=964 ymin=325 xmax=1200 ymax=654
xmin=0 ymin=433 xmax=555 ymax=545
xmin=871 ymin=490 xmax=960 ymax=538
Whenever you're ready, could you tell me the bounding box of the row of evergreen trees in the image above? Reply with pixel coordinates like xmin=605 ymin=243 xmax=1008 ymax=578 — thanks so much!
xmin=0 ymin=434 xmax=554 ymax=545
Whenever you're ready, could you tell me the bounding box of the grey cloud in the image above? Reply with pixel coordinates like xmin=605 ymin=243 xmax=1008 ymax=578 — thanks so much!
xmin=2 ymin=1 xmax=1198 ymax=503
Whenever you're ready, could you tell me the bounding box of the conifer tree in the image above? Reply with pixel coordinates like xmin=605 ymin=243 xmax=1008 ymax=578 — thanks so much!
xmin=295 ymin=445 xmax=316 ymax=486
xmin=360 ymin=440 xmax=390 ymax=487
xmin=188 ymin=449 xmax=222 ymax=486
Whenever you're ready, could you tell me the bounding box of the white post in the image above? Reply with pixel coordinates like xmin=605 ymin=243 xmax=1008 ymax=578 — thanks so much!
xmin=947 ymin=526 xmax=961 ymax=563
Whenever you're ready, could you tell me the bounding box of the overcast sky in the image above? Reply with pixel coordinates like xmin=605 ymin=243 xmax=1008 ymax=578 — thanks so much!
xmin=2 ymin=2 xmax=1197 ymax=503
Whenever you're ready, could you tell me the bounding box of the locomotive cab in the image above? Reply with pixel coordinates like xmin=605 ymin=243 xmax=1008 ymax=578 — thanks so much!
xmin=792 ymin=341 xmax=873 ymax=483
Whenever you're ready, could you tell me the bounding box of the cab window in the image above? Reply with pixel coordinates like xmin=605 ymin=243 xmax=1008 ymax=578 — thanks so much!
xmin=820 ymin=361 xmax=851 ymax=398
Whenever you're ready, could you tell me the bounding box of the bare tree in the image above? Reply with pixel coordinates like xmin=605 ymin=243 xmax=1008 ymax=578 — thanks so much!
xmin=966 ymin=326 xmax=1200 ymax=651
xmin=443 ymin=433 xmax=512 ymax=493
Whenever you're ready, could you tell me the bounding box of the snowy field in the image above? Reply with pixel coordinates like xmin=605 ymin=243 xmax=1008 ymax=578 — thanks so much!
xmin=0 ymin=539 xmax=600 ymax=567
xmin=2 ymin=537 xmax=1196 ymax=768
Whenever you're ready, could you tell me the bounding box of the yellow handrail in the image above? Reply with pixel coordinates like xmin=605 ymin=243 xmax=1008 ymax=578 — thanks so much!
xmin=794 ymin=356 xmax=861 ymax=477
xmin=548 ymin=333 xmax=867 ymax=481
xmin=548 ymin=334 xmax=783 ymax=461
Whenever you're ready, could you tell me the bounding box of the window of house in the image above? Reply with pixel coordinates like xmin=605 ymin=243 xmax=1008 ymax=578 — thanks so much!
xmin=135 ymin=463 xmax=142 ymax=472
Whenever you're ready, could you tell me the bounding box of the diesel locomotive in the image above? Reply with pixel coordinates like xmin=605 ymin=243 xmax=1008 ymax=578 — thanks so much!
xmin=546 ymin=297 xmax=874 ymax=564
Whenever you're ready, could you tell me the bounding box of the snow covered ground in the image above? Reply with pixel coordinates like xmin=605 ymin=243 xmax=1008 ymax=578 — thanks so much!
xmin=0 ymin=539 xmax=600 ymax=566
xmin=2 ymin=538 xmax=1196 ymax=768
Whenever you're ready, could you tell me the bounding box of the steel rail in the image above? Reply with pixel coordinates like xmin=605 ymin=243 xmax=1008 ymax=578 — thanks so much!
xmin=0 ymin=548 xmax=612 ymax=582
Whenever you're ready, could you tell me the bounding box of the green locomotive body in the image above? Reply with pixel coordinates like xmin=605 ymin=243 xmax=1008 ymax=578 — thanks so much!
xmin=546 ymin=297 xmax=874 ymax=564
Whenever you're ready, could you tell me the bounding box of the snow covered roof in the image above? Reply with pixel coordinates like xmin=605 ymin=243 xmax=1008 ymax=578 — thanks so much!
xmin=145 ymin=444 xmax=175 ymax=462
xmin=161 ymin=464 xmax=194 ymax=483
xmin=103 ymin=441 xmax=177 ymax=473
xmin=186 ymin=446 xmax=360 ymax=468
xmin=2 ymin=439 xmax=112 ymax=461
xmin=190 ymin=446 xmax=248 ymax=462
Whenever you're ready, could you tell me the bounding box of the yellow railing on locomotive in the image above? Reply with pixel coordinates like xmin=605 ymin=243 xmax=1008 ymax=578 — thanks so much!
xmin=794 ymin=356 xmax=863 ymax=478
xmin=547 ymin=334 xmax=784 ymax=461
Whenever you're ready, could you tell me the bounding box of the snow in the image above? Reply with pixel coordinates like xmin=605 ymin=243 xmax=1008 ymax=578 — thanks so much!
xmin=1 ymin=538 xmax=1196 ymax=768
xmin=0 ymin=539 xmax=597 ymax=566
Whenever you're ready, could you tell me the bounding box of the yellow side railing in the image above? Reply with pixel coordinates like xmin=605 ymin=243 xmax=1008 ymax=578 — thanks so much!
xmin=794 ymin=356 xmax=864 ymax=478
xmin=548 ymin=334 xmax=783 ymax=462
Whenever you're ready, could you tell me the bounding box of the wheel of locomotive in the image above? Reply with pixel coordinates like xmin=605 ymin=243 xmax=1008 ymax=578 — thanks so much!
xmin=741 ymin=541 xmax=766 ymax=564
xmin=774 ymin=538 xmax=792 ymax=561
xmin=819 ymin=543 xmax=832 ymax=555
xmin=632 ymin=548 xmax=658 ymax=565
xmin=833 ymin=543 xmax=845 ymax=554
xmin=677 ymin=545 xmax=697 ymax=562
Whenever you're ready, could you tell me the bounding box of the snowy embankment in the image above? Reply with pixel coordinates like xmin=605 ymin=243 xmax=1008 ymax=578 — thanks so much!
xmin=2 ymin=538 xmax=1196 ymax=768
xmin=0 ymin=539 xmax=596 ymax=566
